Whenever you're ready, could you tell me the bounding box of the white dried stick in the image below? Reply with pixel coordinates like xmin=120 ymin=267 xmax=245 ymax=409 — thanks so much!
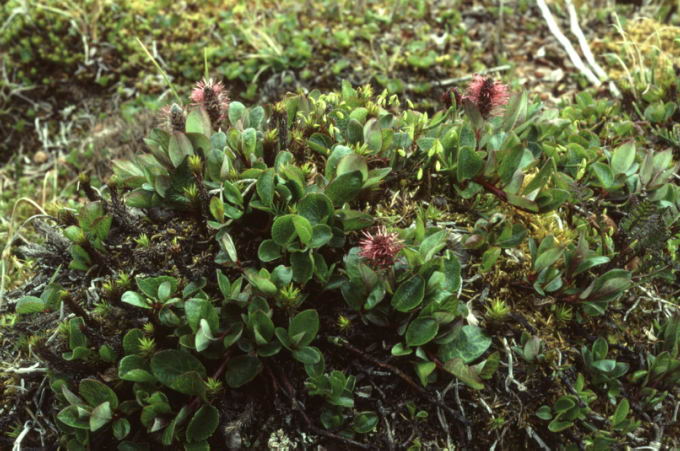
xmin=536 ymin=0 xmax=601 ymax=86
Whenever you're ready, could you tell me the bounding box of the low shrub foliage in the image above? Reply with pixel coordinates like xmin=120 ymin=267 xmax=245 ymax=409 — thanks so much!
xmin=10 ymin=75 xmax=680 ymax=449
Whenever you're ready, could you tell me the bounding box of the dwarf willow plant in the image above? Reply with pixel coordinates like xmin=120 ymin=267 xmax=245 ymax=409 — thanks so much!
xmin=13 ymin=76 xmax=680 ymax=448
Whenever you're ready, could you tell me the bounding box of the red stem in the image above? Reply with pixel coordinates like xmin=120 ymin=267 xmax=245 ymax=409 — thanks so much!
xmin=471 ymin=176 xmax=537 ymax=214
xmin=186 ymin=350 xmax=232 ymax=413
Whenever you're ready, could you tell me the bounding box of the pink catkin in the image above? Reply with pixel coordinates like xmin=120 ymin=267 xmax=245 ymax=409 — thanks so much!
xmin=161 ymin=103 xmax=186 ymax=132
xmin=465 ymin=75 xmax=486 ymax=101
xmin=190 ymin=78 xmax=229 ymax=125
xmin=191 ymin=78 xmax=226 ymax=103
xmin=359 ymin=226 xmax=404 ymax=268
xmin=463 ymin=75 xmax=510 ymax=119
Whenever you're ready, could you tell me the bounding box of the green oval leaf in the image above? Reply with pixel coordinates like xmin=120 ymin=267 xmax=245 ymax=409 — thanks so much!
xmin=209 ymin=197 xmax=225 ymax=222
xmin=405 ymin=317 xmax=439 ymax=347
xmin=298 ymin=193 xmax=334 ymax=224
xmin=121 ymin=291 xmax=151 ymax=309
xmin=336 ymin=153 xmax=368 ymax=180
xmin=257 ymin=169 xmax=276 ymax=207
xmin=326 ymin=171 xmax=364 ymax=206
xmin=271 ymin=215 xmax=296 ymax=246
xmin=258 ymin=239 xmax=282 ymax=262
xmin=292 ymin=345 xmax=322 ymax=364
xmin=438 ymin=325 xmax=492 ymax=363
xmin=136 ymin=275 xmax=178 ymax=299
xmin=346 ymin=118 xmax=364 ymax=144
xmin=457 ymin=147 xmax=484 ymax=181
xmin=118 ymin=355 xmax=156 ymax=383
xmin=548 ymin=419 xmax=573 ymax=432
xmin=391 ymin=276 xmax=425 ymax=312
xmin=291 ymin=252 xmax=314 ymax=284
xmin=151 ymin=350 xmax=207 ymax=395
xmin=536 ymin=405 xmax=553 ymax=421
xmin=186 ymin=404 xmax=219 ymax=443
xmin=79 ymin=378 xmax=119 ymax=409
xmin=292 ymin=215 xmax=313 ymax=245
xmin=310 ymin=224 xmax=332 ymax=248
xmin=112 ymin=418 xmax=131 ymax=440
xmin=168 ymin=132 xmax=193 ymax=168
xmin=90 ymin=401 xmax=113 ymax=432
xmin=225 ymin=355 xmax=262 ymax=388
xmin=352 ymin=411 xmax=379 ymax=433
xmin=592 ymin=359 xmax=617 ymax=373
xmin=611 ymin=141 xmax=636 ymax=175
xmin=289 ymin=309 xmax=320 ymax=347
xmin=533 ymin=247 xmax=564 ymax=273
xmin=15 ymin=296 xmax=46 ymax=314
xmin=186 ymin=109 xmax=212 ymax=135
xmin=325 ymin=145 xmax=354 ymax=179
xmin=443 ymin=358 xmax=484 ymax=390
xmin=57 ymin=405 xmax=89 ymax=430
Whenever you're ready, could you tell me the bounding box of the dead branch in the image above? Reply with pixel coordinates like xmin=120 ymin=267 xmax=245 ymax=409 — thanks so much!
xmin=536 ymin=0 xmax=601 ymax=86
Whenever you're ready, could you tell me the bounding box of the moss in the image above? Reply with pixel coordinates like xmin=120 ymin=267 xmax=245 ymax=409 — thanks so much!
xmin=595 ymin=18 xmax=680 ymax=100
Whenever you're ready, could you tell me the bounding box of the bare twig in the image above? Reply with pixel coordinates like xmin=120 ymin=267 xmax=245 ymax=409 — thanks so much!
xmin=438 ymin=65 xmax=512 ymax=87
xmin=61 ymin=291 xmax=99 ymax=329
xmin=336 ymin=338 xmax=469 ymax=427
xmin=624 ymin=296 xmax=642 ymax=322
xmin=434 ymin=380 xmax=455 ymax=448
xmin=2 ymin=363 xmax=47 ymax=374
xmin=502 ymin=338 xmax=527 ymax=392
xmin=526 ymin=425 xmax=551 ymax=451
xmin=564 ymin=0 xmax=622 ymax=97
xmin=435 ymin=404 xmax=453 ymax=449
xmin=376 ymin=400 xmax=395 ymax=451
xmin=536 ymin=0 xmax=601 ymax=86
xmin=478 ymin=396 xmax=493 ymax=415
xmin=12 ymin=421 xmax=32 ymax=451
xmin=453 ymin=381 xmax=472 ymax=442
xmin=472 ymin=176 xmax=539 ymax=215
xmin=273 ymin=364 xmax=371 ymax=449
xmin=335 ymin=338 xmax=427 ymax=395
xmin=636 ymin=285 xmax=678 ymax=319
xmin=564 ymin=1 xmax=606 ymax=81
